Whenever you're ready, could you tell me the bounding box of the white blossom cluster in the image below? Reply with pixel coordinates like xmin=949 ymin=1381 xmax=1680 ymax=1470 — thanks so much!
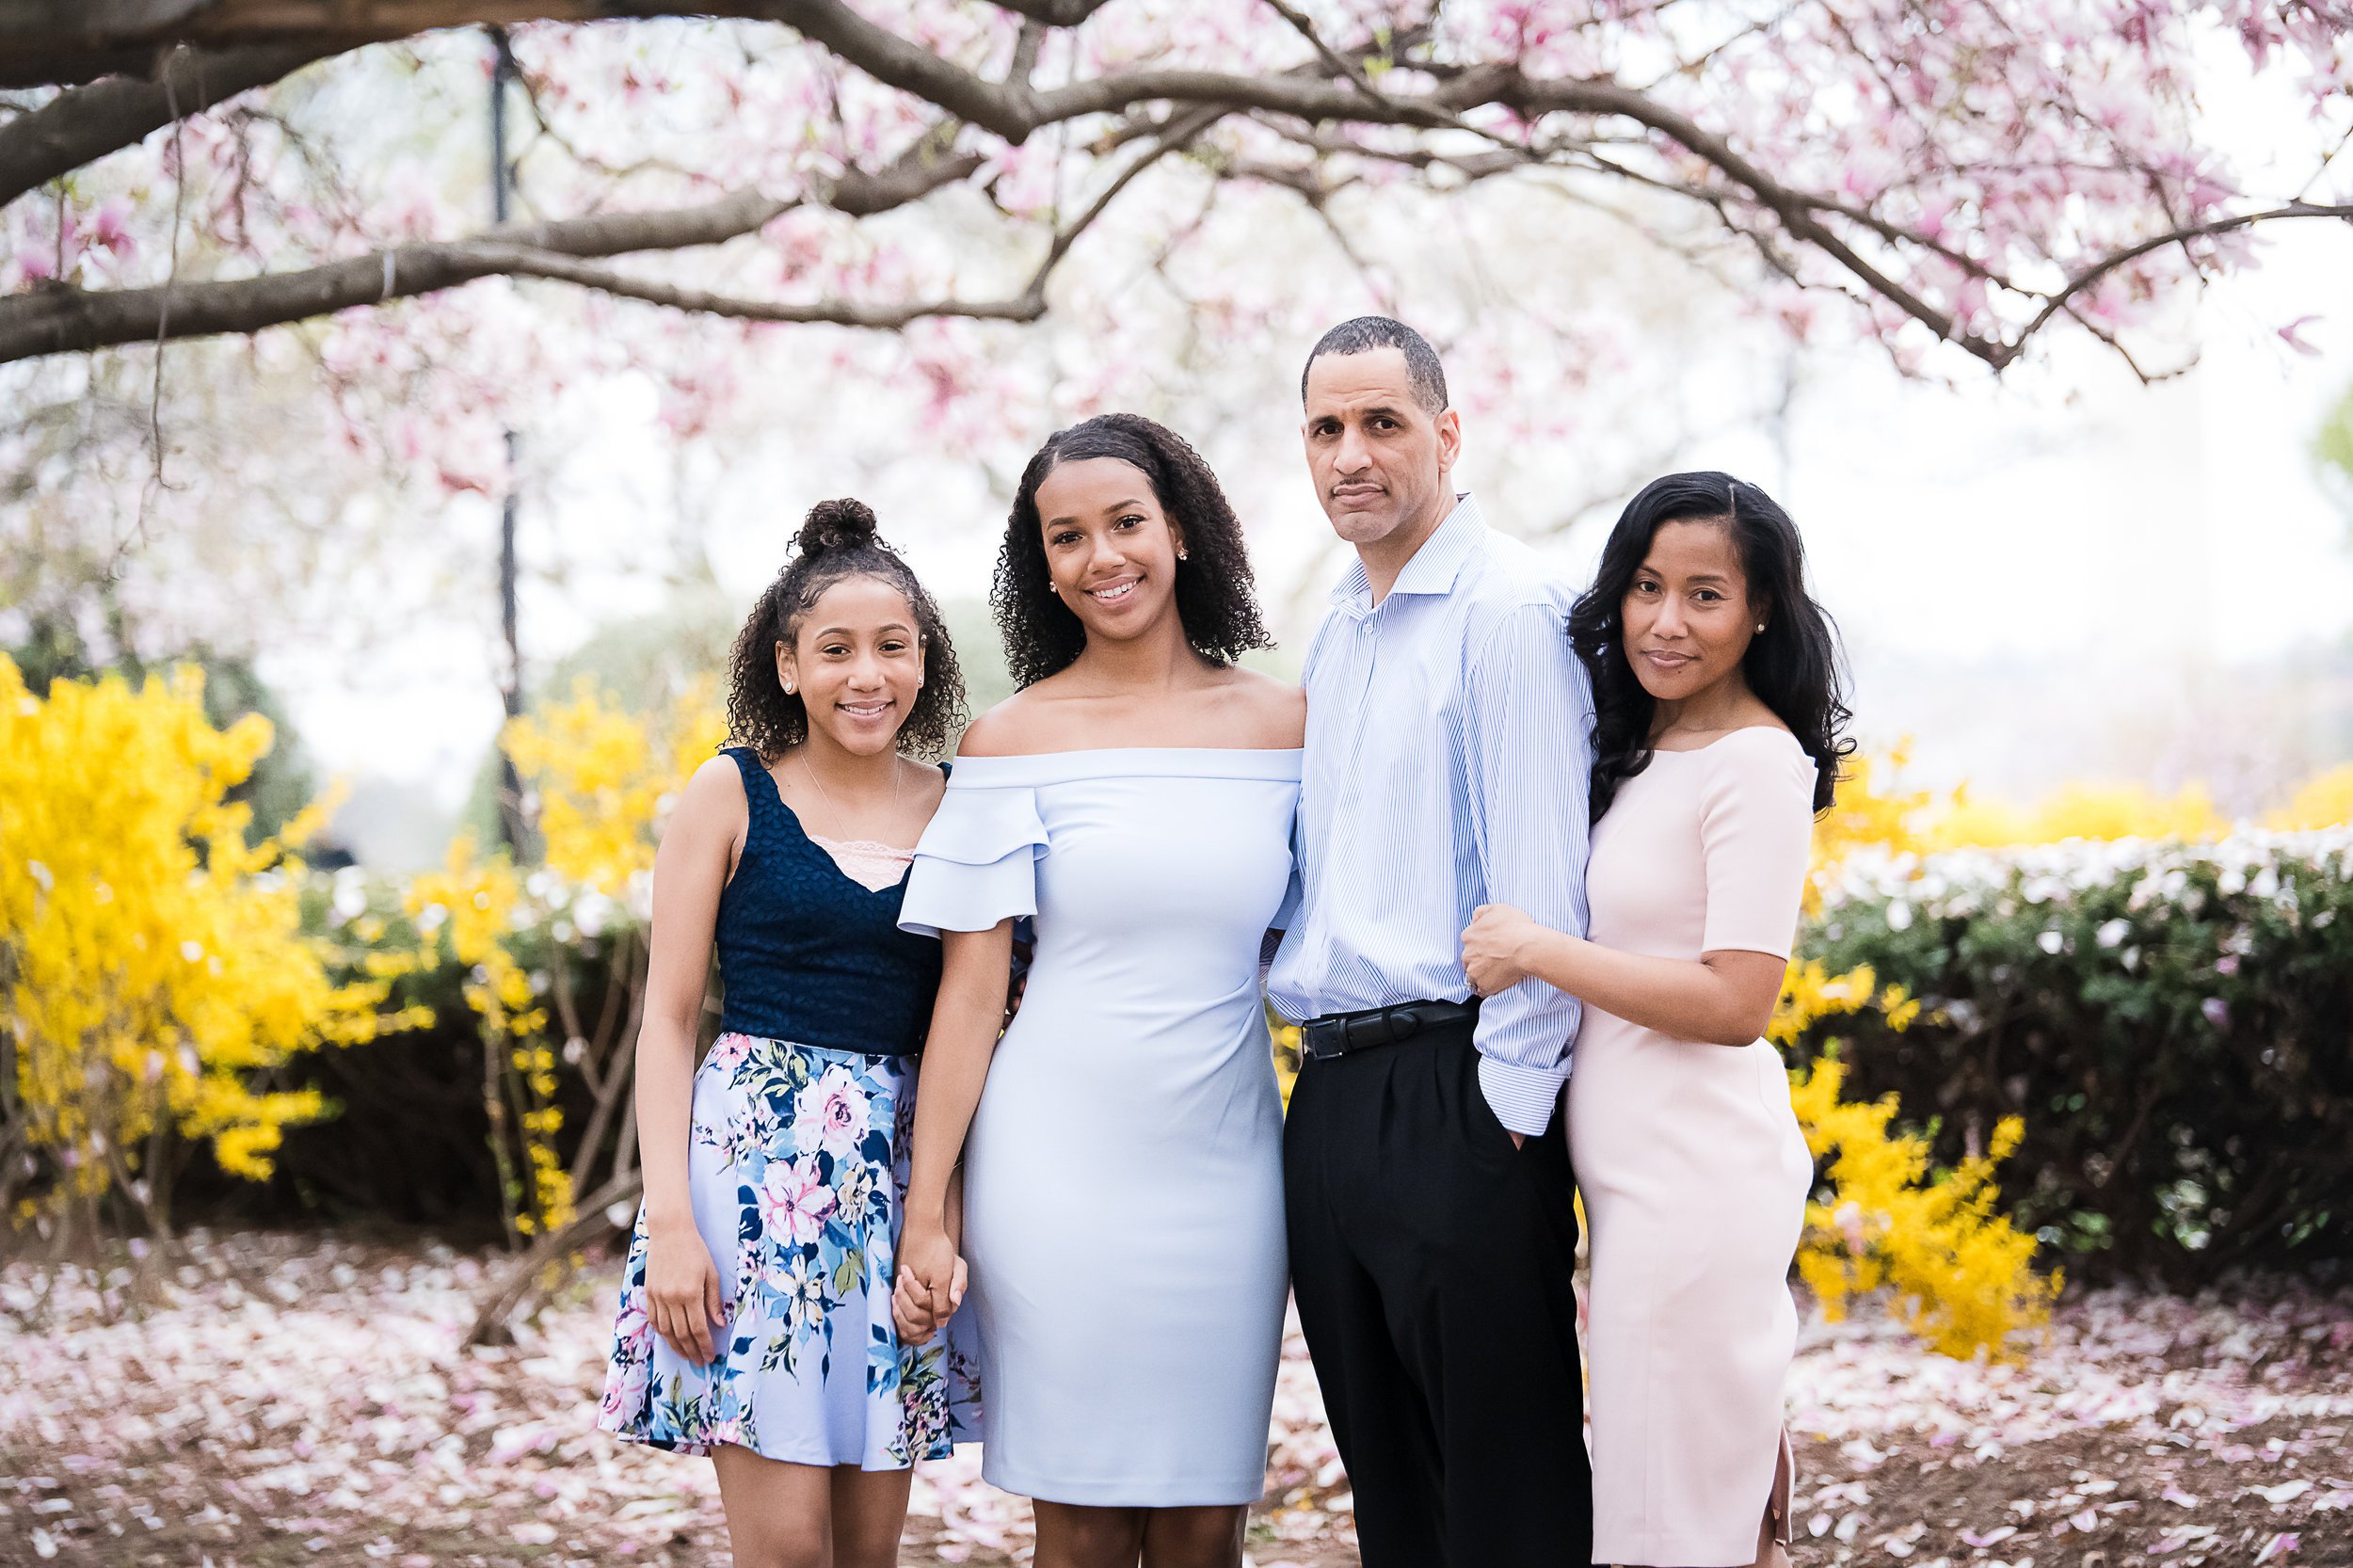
xmin=1817 ymin=825 xmax=2353 ymax=930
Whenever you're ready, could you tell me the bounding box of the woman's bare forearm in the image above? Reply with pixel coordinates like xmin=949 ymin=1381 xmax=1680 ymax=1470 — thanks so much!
xmin=905 ymin=921 xmax=1015 ymax=1233
xmin=1517 ymin=928 xmax=1786 ymax=1048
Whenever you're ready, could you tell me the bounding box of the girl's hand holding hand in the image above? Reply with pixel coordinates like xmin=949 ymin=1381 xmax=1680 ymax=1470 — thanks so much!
xmin=645 ymin=1222 xmax=728 ymax=1365
xmin=893 ymin=1223 xmax=967 ymax=1347
xmin=1462 ymin=904 xmax=1541 ymax=997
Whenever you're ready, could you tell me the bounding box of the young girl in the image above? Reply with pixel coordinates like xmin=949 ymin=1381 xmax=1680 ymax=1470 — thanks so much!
xmin=599 ymin=498 xmax=976 ymax=1568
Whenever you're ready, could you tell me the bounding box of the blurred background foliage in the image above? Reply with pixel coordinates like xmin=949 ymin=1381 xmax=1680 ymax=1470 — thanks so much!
xmin=15 ymin=653 xmax=2351 ymax=1358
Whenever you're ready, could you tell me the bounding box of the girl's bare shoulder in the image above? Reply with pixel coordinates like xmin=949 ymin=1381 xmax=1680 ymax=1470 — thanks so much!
xmin=1210 ymin=666 xmax=1306 ymax=748
xmin=954 ymin=690 xmax=1066 ymax=759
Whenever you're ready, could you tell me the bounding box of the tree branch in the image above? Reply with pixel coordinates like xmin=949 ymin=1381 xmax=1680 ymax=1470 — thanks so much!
xmin=1259 ymin=0 xmax=1385 ymax=104
xmin=0 ymin=41 xmax=326 ymax=209
xmin=497 ymin=103 xmax=1211 ymax=329
xmin=0 ymin=189 xmax=775 ymax=361
xmin=7 ymin=2 xmax=2346 ymax=376
xmin=985 ymin=0 xmax=1115 ymax=25
xmin=1498 ymin=75 xmax=1981 ymax=356
xmin=500 ymin=246 xmax=1048 ymax=328
xmin=0 ymin=135 xmax=986 ymax=362
xmin=1007 ymin=19 xmax=1047 ymax=86
xmin=0 ymin=114 xmax=1206 ymax=360
xmin=0 ymin=0 xmax=1109 ymax=91
xmin=2005 ymin=201 xmax=2353 ymax=368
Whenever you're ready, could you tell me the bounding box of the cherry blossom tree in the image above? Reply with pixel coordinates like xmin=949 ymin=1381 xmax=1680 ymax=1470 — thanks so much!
xmin=3 ymin=1 xmax=2348 ymax=374
xmin=2 ymin=2 xmax=2348 ymax=666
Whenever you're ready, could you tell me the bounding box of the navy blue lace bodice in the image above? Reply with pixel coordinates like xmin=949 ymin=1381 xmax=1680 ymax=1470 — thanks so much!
xmin=714 ymin=746 xmax=943 ymax=1055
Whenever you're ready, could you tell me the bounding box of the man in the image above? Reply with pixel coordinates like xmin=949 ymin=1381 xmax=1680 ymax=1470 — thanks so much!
xmin=1269 ymin=316 xmax=1595 ymax=1566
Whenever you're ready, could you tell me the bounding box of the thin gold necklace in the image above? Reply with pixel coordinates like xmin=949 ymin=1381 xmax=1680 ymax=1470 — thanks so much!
xmin=799 ymin=750 xmax=901 ymax=842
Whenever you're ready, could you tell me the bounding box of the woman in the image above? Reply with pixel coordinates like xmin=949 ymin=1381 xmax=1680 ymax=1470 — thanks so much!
xmin=598 ymin=499 xmax=976 ymax=1568
xmin=892 ymin=414 xmax=1303 ymax=1568
xmin=1460 ymin=472 xmax=1848 ymax=1568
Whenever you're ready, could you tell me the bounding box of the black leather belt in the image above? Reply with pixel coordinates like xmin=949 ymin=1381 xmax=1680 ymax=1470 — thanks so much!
xmin=1300 ymin=999 xmax=1481 ymax=1063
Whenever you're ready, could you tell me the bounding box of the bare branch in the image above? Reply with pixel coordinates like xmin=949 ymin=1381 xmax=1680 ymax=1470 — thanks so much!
xmin=0 ymin=42 xmax=324 ymax=208
xmin=498 ymin=248 xmax=1048 ymax=327
xmin=492 ymin=101 xmax=1209 ymax=333
xmin=987 ymin=1 xmax=1114 ymax=27
xmin=1259 ymin=0 xmax=1384 ymax=104
xmin=2005 ymin=201 xmax=2353 ymax=367
xmin=764 ymin=0 xmax=1043 ymax=142
xmin=0 ymin=187 xmax=768 ymax=360
xmin=1253 ymin=119 xmax=1530 ymax=184
xmin=1007 ymin=19 xmax=1047 ymax=86
xmin=1031 ymin=102 xmax=1219 ymax=276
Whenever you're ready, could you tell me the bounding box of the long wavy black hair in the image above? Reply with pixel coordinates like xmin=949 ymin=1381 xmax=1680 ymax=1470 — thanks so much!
xmin=724 ymin=498 xmax=968 ymax=761
xmin=1567 ymin=472 xmax=1851 ymax=821
xmin=990 ymin=413 xmax=1273 ymax=689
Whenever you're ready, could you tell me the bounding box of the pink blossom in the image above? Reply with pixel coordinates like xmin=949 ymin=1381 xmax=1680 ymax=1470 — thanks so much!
xmin=2277 ymin=316 xmax=2324 ymax=357
xmin=84 ymin=200 xmax=136 ymax=258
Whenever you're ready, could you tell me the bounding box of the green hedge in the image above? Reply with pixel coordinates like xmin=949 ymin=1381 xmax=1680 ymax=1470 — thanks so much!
xmin=1796 ymin=828 xmax=2353 ymax=1282
xmin=183 ymin=831 xmax=2353 ymax=1288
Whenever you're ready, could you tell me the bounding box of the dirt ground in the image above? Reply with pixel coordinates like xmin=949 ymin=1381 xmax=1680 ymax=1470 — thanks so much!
xmin=3 ymin=1232 xmax=2346 ymax=1567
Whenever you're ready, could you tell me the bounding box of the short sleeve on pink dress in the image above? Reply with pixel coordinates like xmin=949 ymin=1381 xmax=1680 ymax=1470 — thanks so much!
xmin=1696 ymin=728 xmax=1819 ymax=960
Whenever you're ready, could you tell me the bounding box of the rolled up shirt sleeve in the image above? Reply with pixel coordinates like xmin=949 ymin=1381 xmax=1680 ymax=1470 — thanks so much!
xmin=1465 ymin=601 xmax=1594 ymax=1136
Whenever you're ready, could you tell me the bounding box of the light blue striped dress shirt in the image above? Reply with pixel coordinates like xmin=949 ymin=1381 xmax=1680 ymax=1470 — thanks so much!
xmin=1268 ymin=493 xmax=1595 ymax=1136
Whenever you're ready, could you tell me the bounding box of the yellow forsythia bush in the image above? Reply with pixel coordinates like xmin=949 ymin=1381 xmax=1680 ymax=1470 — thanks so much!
xmin=1788 ymin=1057 xmax=2057 ymax=1360
xmin=406 ymin=836 xmax=568 ymax=1240
xmin=504 ymin=675 xmax=728 ymax=899
xmin=402 ymin=677 xmax=725 ymax=1242
xmin=2267 ymin=763 xmax=2353 ymax=831
xmin=0 ymin=657 xmax=420 ymax=1236
xmin=1922 ymin=779 xmax=2228 ymax=848
xmin=1779 ymin=752 xmax=2052 ymax=1359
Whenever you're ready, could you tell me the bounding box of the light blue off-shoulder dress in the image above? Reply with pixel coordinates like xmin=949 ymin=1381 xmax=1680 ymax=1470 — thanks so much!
xmin=899 ymin=746 xmax=1301 ymax=1507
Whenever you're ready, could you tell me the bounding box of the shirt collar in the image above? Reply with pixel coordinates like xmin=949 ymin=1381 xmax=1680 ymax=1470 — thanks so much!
xmin=1330 ymin=492 xmax=1484 ymax=613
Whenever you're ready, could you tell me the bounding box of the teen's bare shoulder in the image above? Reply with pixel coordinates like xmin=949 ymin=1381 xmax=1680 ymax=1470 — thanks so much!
xmin=1215 ymin=665 xmax=1307 ymax=749
xmin=954 ymin=691 xmax=1056 ymax=759
xmin=667 ymin=750 xmax=754 ymax=839
xmin=680 ymin=750 xmax=753 ymax=804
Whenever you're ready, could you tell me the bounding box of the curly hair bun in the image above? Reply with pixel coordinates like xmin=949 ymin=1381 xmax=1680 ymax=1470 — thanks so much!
xmin=794 ymin=497 xmax=881 ymax=556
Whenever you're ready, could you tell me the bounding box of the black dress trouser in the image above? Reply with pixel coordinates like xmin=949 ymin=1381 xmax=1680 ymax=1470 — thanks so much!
xmin=1284 ymin=1020 xmax=1593 ymax=1568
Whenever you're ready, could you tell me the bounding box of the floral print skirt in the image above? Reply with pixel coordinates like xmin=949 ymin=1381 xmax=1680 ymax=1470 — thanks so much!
xmin=597 ymin=1032 xmax=981 ymax=1469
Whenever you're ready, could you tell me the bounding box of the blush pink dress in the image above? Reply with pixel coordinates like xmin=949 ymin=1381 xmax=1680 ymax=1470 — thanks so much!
xmin=1566 ymin=726 xmax=1817 ymax=1566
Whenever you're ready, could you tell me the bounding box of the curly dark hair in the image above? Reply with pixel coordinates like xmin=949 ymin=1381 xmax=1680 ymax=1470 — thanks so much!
xmin=723 ymin=498 xmax=968 ymax=761
xmin=989 ymin=413 xmax=1273 ymax=689
xmin=1567 ymin=472 xmax=1852 ymax=821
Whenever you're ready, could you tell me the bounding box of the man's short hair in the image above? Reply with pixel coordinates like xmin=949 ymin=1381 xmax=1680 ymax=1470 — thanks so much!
xmin=1300 ymin=316 xmax=1449 ymax=415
